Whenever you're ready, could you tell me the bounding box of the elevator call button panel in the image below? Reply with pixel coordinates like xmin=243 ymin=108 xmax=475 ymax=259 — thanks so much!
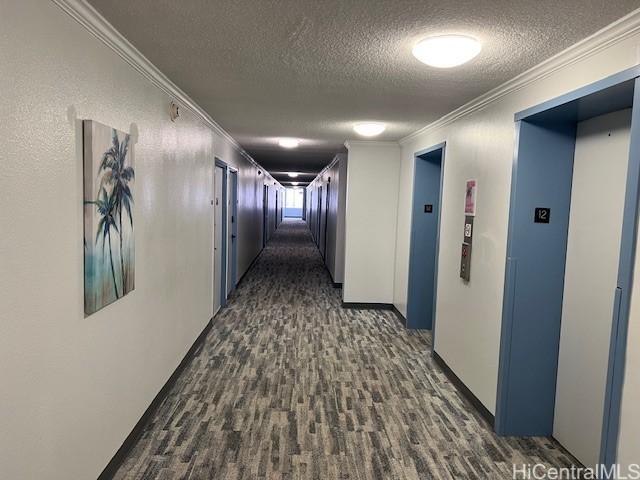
xmin=460 ymin=215 xmax=474 ymax=282
xmin=460 ymin=243 xmax=472 ymax=281
xmin=464 ymin=216 xmax=474 ymax=244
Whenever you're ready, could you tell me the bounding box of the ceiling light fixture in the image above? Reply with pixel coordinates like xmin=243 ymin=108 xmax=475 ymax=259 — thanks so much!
xmin=288 ymin=172 xmax=299 ymax=178
xmin=412 ymin=35 xmax=481 ymax=68
xmin=291 ymin=181 xmax=299 ymax=186
xmin=353 ymin=122 xmax=386 ymax=137
xmin=279 ymin=138 xmax=299 ymax=149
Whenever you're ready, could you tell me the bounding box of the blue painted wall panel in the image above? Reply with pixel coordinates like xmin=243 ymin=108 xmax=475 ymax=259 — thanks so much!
xmin=498 ymin=73 xmax=640 ymax=460
xmin=497 ymin=120 xmax=576 ymax=435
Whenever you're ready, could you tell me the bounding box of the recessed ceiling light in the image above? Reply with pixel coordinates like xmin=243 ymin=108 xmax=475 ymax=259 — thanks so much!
xmin=279 ymin=138 xmax=299 ymax=149
xmin=353 ymin=122 xmax=386 ymax=137
xmin=412 ymin=35 xmax=481 ymax=68
xmin=291 ymin=181 xmax=299 ymax=186
xmin=288 ymin=172 xmax=299 ymax=178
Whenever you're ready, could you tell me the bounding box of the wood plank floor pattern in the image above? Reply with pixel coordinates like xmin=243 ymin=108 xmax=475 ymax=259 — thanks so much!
xmin=114 ymin=219 xmax=577 ymax=480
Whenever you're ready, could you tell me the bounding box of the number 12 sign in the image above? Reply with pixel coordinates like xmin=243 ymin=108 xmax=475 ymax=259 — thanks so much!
xmin=534 ymin=207 xmax=551 ymax=224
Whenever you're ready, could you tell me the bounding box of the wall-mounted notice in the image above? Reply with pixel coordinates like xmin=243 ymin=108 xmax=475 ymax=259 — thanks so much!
xmin=465 ymin=179 xmax=477 ymax=216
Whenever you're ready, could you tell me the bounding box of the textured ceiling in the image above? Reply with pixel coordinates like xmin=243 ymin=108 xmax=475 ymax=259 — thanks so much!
xmin=89 ymin=0 xmax=640 ymax=181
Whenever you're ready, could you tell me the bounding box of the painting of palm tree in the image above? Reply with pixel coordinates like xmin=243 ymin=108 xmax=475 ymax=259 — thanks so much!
xmin=83 ymin=121 xmax=135 ymax=315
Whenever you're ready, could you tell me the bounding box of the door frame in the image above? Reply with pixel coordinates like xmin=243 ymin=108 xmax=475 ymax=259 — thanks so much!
xmin=215 ymin=158 xmax=229 ymax=308
xmin=263 ymin=185 xmax=269 ymax=247
xmin=406 ymin=142 xmax=446 ymax=332
xmin=316 ymin=185 xmax=322 ymax=246
xmin=302 ymin=187 xmax=307 ymax=220
xmin=228 ymin=168 xmax=238 ymax=292
xmin=323 ymin=178 xmax=331 ymax=259
xmin=494 ymin=66 xmax=640 ymax=468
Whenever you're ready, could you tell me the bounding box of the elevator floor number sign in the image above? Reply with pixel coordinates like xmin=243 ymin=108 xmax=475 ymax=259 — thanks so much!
xmin=535 ymin=208 xmax=551 ymax=223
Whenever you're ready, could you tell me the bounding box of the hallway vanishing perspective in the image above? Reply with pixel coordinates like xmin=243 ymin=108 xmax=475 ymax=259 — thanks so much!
xmin=6 ymin=3 xmax=640 ymax=478
xmin=114 ymin=220 xmax=574 ymax=479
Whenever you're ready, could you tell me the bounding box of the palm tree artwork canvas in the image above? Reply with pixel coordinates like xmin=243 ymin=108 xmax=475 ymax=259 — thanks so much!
xmin=83 ymin=120 xmax=135 ymax=315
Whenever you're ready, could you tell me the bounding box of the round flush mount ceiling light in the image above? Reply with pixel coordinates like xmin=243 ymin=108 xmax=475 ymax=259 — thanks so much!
xmin=279 ymin=138 xmax=299 ymax=149
xmin=287 ymin=172 xmax=299 ymax=178
xmin=353 ymin=122 xmax=386 ymax=137
xmin=291 ymin=181 xmax=299 ymax=186
xmin=412 ymin=35 xmax=481 ymax=68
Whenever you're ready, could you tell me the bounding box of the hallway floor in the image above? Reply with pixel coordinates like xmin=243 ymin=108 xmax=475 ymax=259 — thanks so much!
xmin=114 ymin=220 xmax=575 ymax=480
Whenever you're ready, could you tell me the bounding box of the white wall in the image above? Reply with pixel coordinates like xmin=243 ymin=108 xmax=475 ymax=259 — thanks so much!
xmin=392 ymin=11 xmax=640 ymax=457
xmin=0 ymin=2 xmax=276 ymax=479
xmin=216 ymin=146 xmax=279 ymax=277
xmin=344 ymin=142 xmax=400 ymax=303
xmin=306 ymin=154 xmax=348 ymax=284
xmin=334 ymin=156 xmax=348 ymax=284
xmin=263 ymin=182 xmax=284 ymax=245
xmin=306 ymin=170 xmax=324 ymax=249
xmin=307 ymin=187 xmax=317 ymax=241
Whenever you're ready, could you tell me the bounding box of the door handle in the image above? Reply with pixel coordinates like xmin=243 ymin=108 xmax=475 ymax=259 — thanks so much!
xmin=231 ymin=235 xmax=237 ymax=239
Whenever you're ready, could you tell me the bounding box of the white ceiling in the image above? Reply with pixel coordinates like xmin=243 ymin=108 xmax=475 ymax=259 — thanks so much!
xmin=88 ymin=0 xmax=640 ymax=183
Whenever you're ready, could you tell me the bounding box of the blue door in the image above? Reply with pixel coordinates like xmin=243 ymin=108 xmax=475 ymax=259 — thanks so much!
xmin=406 ymin=145 xmax=444 ymax=330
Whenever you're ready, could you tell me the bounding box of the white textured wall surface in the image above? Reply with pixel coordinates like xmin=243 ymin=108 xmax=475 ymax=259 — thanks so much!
xmin=305 ymin=175 xmax=323 ymax=251
xmin=335 ymin=156 xmax=348 ymax=284
xmin=263 ymin=183 xmax=284 ymax=245
xmin=215 ymin=139 xmax=275 ymax=278
xmin=0 ymin=2 xmax=272 ymax=479
xmin=393 ymin=22 xmax=640 ymax=430
xmin=344 ymin=142 xmax=400 ymax=304
xmin=306 ymin=154 xmax=347 ymax=284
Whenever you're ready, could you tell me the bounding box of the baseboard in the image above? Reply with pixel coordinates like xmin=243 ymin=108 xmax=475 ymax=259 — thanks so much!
xmin=341 ymin=302 xmax=394 ymax=310
xmin=341 ymin=302 xmax=408 ymax=328
xmin=236 ymin=247 xmax=264 ymax=288
xmin=327 ymin=270 xmax=342 ymax=289
xmin=98 ymin=318 xmax=213 ymax=479
xmin=432 ymin=351 xmax=495 ymax=428
xmin=391 ymin=305 xmax=407 ymax=326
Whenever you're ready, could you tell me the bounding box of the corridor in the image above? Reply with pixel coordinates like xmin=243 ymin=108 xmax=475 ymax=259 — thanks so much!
xmin=114 ymin=220 xmax=574 ymax=480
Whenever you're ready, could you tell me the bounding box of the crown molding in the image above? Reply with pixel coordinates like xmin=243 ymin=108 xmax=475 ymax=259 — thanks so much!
xmin=400 ymin=8 xmax=640 ymax=145
xmin=306 ymin=152 xmax=348 ymax=187
xmin=344 ymin=140 xmax=400 ymax=149
xmin=51 ymin=0 xmax=269 ymax=174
